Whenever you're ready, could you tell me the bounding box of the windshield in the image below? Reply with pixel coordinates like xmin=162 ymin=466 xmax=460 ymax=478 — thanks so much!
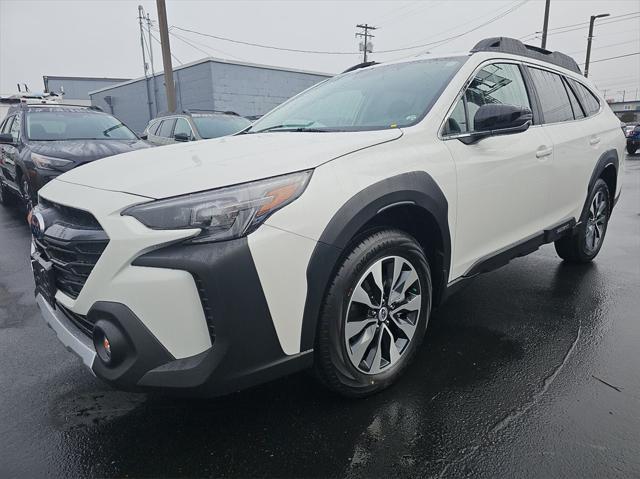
xmin=249 ymin=56 xmax=467 ymax=133
xmin=26 ymin=109 xmax=137 ymax=141
xmin=193 ymin=115 xmax=252 ymax=139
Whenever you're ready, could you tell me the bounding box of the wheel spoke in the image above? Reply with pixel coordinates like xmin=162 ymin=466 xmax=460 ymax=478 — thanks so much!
xmin=384 ymin=325 xmax=401 ymax=365
xmin=345 ymin=318 xmax=377 ymax=341
xmin=370 ymin=261 xmax=385 ymax=304
xmin=351 ymin=283 xmax=378 ymax=309
xmin=350 ymin=324 xmax=377 ymax=366
xmin=368 ymin=329 xmax=384 ymax=374
xmin=390 ymin=257 xmax=404 ymax=297
xmin=396 ymin=294 xmax=421 ymax=312
xmin=390 ymin=313 xmax=417 ymax=339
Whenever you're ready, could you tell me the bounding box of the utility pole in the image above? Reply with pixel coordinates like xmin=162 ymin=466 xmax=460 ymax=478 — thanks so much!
xmin=584 ymin=13 xmax=610 ymax=78
xmin=618 ymin=90 xmax=626 ymax=102
xmin=540 ymin=0 xmax=551 ymax=49
xmin=146 ymin=12 xmax=159 ymax=116
xmin=156 ymin=0 xmax=176 ymax=112
xmin=356 ymin=24 xmax=377 ymax=63
xmin=138 ymin=5 xmax=153 ymax=121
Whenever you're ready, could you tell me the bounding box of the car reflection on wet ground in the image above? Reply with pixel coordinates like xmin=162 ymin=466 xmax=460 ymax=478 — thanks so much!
xmin=1 ymin=155 xmax=639 ymax=478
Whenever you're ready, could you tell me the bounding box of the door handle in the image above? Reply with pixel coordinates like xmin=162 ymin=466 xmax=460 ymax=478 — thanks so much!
xmin=589 ymin=137 xmax=601 ymax=145
xmin=536 ymin=146 xmax=553 ymax=158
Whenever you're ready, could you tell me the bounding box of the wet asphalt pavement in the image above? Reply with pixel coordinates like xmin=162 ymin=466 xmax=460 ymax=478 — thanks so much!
xmin=1 ymin=156 xmax=639 ymax=478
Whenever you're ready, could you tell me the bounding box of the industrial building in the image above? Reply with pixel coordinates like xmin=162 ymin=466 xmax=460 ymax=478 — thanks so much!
xmin=608 ymin=99 xmax=640 ymax=124
xmin=89 ymin=57 xmax=332 ymax=133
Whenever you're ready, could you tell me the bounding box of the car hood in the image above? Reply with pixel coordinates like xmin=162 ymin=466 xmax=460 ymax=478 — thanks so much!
xmin=55 ymin=130 xmax=403 ymax=199
xmin=30 ymin=139 xmax=151 ymax=165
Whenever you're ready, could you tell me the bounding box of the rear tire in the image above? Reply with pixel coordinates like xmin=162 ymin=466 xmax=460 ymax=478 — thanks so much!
xmin=554 ymin=178 xmax=610 ymax=263
xmin=314 ymin=229 xmax=432 ymax=398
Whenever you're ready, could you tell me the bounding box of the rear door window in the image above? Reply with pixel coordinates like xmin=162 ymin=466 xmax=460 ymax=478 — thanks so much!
xmin=157 ymin=119 xmax=176 ymax=138
xmin=528 ymin=68 xmax=573 ymax=123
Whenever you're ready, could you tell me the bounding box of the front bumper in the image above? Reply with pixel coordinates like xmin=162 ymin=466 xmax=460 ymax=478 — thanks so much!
xmin=36 ymin=293 xmax=96 ymax=370
xmin=34 ymin=179 xmax=315 ymax=395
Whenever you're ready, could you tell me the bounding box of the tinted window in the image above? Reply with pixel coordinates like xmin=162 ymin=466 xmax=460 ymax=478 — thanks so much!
xmin=465 ymin=63 xmax=531 ymax=132
xmin=528 ymin=68 xmax=573 ymax=123
xmin=157 ymin=119 xmax=176 ymax=138
xmin=567 ymin=79 xmax=600 ymax=116
xmin=250 ymin=56 xmax=467 ymax=132
xmin=9 ymin=112 xmax=21 ymax=142
xmin=173 ymin=118 xmax=193 ymax=139
xmin=26 ymin=109 xmax=137 ymax=140
xmin=564 ymin=79 xmax=585 ymax=119
xmin=1 ymin=116 xmax=14 ymax=134
xmin=192 ymin=115 xmax=251 ymax=139
xmin=148 ymin=120 xmax=161 ymax=135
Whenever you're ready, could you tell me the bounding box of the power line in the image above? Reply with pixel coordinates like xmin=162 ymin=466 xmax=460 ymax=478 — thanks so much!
xmin=148 ymin=30 xmax=183 ymax=65
xmin=170 ymin=25 xmax=359 ymax=55
xmin=390 ymin=0 xmax=525 ymax=51
xmin=567 ymin=39 xmax=640 ymax=55
xmin=578 ymin=51 xmax=640 ymax=66
xmin=518 ymin=12 xmax=639 ymax=41
xmin=168 ymin=0 xmax=530 ymax=58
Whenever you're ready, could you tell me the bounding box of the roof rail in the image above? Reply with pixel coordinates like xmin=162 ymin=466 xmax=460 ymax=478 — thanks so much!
xmin=342 ymin=61 xmax=378 ymax=74
xmin=183 ymin=108 xmax=240 ymax=116
xmin=471 ymin=37 xmax=581 ymax=74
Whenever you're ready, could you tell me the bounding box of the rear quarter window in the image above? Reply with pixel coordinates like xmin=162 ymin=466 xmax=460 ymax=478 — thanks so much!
xmin=527 ymin=67 xmax=573 ymax=123
xmin=567 ymin=78 xmax=600 ymax=116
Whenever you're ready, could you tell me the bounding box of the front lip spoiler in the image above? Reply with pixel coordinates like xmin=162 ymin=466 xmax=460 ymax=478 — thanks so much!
xmin=35 ymin=294 xmax=96 ymax=372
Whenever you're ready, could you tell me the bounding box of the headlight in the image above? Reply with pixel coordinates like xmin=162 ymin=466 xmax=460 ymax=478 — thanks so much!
xmin=31 ymin=153 xmax=73 ymax=170
xmin=123 ymin=170 xmax=313 ymax=243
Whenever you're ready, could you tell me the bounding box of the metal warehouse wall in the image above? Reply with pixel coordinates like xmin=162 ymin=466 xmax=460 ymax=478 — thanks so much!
xmin=89 ymin=58 xmax=330 ymax=133
xmin=43 ymin=76 xmax=129 ymax=101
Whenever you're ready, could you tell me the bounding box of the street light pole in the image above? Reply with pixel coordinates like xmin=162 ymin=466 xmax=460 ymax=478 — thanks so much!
xmin=584 ymin=13 xmax=610 ymax=78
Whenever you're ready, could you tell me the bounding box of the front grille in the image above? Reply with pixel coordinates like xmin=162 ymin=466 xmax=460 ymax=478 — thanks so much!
xmin=58 ymin=303 xmax=95 ymax=337
xmin=34 ymin=202 xmax=109 ymax=299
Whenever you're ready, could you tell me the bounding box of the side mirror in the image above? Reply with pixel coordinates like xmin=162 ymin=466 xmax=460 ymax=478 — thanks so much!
xmin=174 ymin=132 xmax=190 ymax=142
xmin=0 ymin=133 xmax=15 ymax=145
xmin=460 ymin=104 xmax=532 ymax=145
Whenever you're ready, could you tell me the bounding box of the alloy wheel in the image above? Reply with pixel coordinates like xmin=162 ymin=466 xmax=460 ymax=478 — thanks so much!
xmin=585 ymin=189 xmax=607 ymax=253
xmin=344 ymin=255 xmax=422 ymax=374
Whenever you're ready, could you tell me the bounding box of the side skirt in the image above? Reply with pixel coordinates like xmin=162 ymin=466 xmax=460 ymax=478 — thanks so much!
xmin=441 ymin=218 xmax=575 ymax=302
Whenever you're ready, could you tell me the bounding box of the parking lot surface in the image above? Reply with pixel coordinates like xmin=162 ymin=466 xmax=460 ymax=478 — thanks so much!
xmin=1 ymin=156 xmax=639 ymax=478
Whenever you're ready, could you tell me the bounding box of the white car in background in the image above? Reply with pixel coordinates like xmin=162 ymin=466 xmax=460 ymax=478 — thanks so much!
xmin=30 ymin=37 xmax=624 ymax=398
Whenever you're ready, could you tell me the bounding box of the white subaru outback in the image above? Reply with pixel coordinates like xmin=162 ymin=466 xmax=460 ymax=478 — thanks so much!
xmin=31 ymin=38 xmax=624 ymax=397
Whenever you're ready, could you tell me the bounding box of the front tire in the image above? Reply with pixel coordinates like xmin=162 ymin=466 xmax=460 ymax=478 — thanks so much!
xmin=555 ymin=178 xmax=611 ymax=263
xmin=314 ymin=229 xmax=432 ymax=397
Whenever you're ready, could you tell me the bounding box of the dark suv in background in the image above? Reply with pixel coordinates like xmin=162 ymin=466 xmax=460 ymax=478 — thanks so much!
xmin=142 ymin=109 xmax=251 ymax=146
xmin=0 ymin=104 xmax=149 ymax=210
xmin=626 ymin=124 xmax=640 ymax=155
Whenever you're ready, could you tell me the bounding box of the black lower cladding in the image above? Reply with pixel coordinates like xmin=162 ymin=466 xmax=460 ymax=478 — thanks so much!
xmin=88 ymin=301 xmax=174 ymax=389
xmin=132 ymin=237 xmax=312 ymax=396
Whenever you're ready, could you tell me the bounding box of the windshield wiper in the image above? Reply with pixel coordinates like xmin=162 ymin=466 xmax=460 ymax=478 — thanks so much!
xmin=249 ymin=121 xmax=338 ymax=133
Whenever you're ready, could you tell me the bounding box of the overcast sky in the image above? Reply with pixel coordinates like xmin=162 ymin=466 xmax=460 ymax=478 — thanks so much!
xmin=1 ymin=0 xmax=638 ymax=101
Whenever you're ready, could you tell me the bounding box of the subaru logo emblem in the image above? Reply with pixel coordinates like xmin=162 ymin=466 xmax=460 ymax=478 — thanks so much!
xmin=29 ymin=210 xmax=46 ymax=239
